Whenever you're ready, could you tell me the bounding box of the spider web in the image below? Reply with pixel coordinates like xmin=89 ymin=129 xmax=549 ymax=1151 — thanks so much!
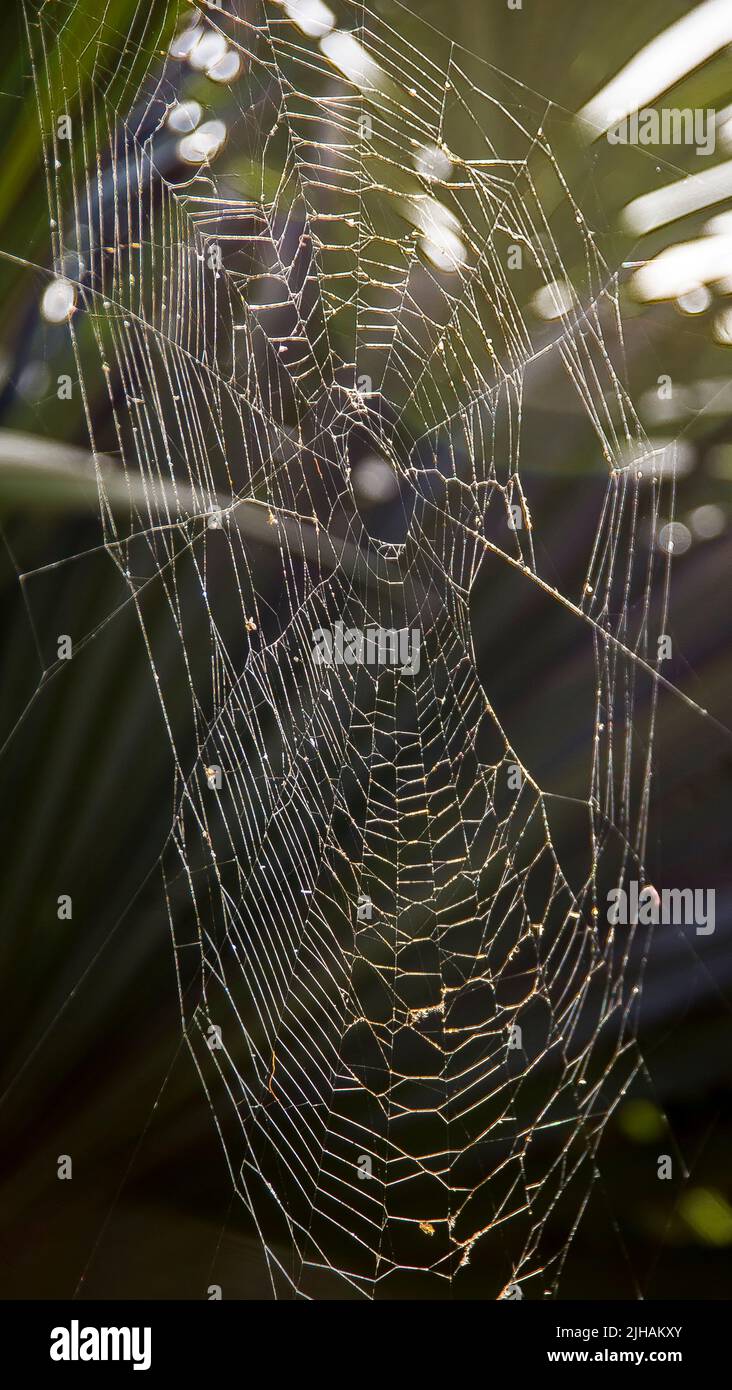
xmin=21 ymin=0 xmax=710 ymax=1298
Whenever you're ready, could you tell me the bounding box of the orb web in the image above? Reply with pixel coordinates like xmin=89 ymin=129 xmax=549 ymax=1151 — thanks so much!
xmin=22 ymin=0 xmax=704 ymax=1298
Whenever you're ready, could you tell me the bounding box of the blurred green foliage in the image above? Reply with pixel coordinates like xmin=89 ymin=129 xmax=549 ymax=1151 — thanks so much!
xmin=0 ymin=0 xmax=731 ymax=1299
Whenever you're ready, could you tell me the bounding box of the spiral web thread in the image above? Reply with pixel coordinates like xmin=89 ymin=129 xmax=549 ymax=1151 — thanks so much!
xmin=24 ymin=0 xmax=702 ymax=1297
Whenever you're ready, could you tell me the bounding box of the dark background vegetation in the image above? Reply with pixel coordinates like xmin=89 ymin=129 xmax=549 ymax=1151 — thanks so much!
xmin=0 ymin=0 xmax=731 ymax=1298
